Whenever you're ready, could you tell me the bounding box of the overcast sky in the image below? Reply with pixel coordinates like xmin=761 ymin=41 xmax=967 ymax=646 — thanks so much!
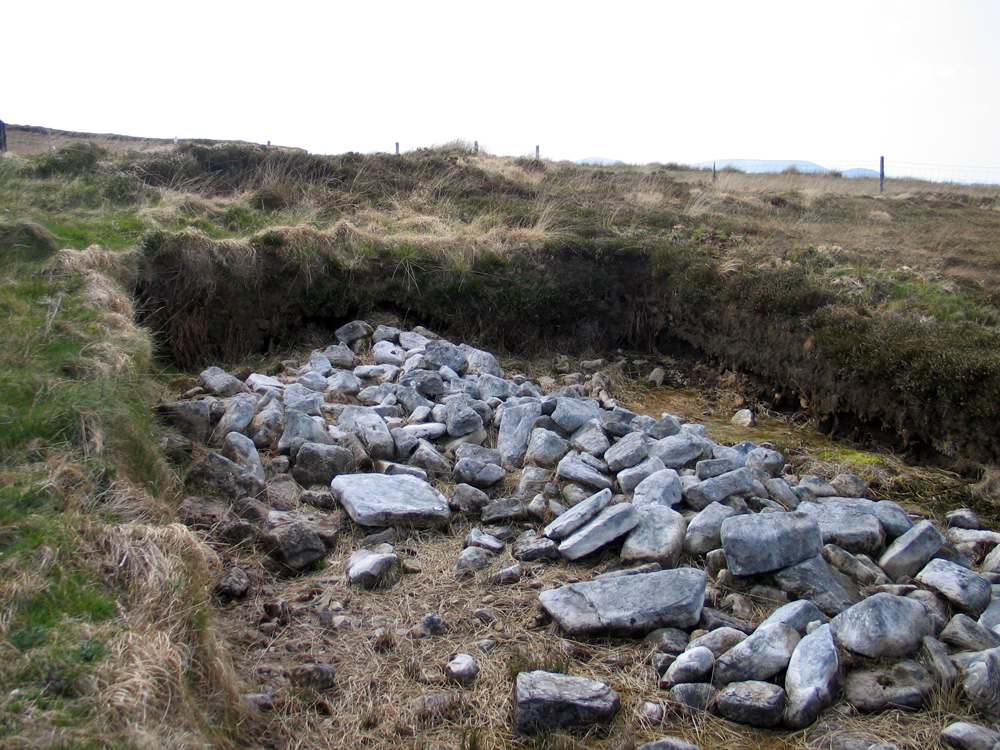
xmin=7 ymin=0 xmax=1000 ymax=174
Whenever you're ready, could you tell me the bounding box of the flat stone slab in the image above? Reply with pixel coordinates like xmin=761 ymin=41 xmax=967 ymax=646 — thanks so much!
xmin=331 ymin=473 xmax=451 ymax=528
xmin=539 ymin=567 xmax=706 ymax=636
xmin=797 ymin=500 xmax=886 ymax=557
xmin=515 ymin=670 xmax=620 ymax=733
xmin=557 ymin=503 xmax=639 ymax=560
xmin=721 ymin=511 xmax=824 ymax=576
xmin=915 ymin=557 xmax=992 ymax=616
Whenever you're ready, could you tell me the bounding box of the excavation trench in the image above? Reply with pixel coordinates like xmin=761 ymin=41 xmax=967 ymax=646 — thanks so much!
xmin=130 ymin=234 xmax=997 ymax=471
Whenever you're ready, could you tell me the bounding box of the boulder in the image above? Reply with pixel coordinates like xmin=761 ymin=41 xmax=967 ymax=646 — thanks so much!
xmin=331 ymin=473 xmax=451 ymax=528
xmin=783 ymin=623 xmax=839 ymax=729
xmin=684 ymin=502 xmax=737 ymax=557
xmin=543 ymin=488 xmax=613 ymax=541
xmin=713 ymin=622 xmax=800 ymax=686
xmin=539 ymin=568 xmax=707 ymax=636
xmin=514 ymin=671 xmax=620 ymax=733
xmin=773 ymin=555 xmax=861 ymax=617
xmin=197 ymin=366 xmax=246 ymax=396
xmin=715 ymin=681 xmax=786 ymax=728
xmin=915 ymin=558 xmax=992 ymax=616
xmin=633 ymin=469 xmax=683 ymax=507
xmin=346 ymin=549 xmax=397 ymax=588
xmin=684 ymin=468 xmax=757 ymax=511
xmin=557 ymin=503 xmax=640 ymax=560
xmin=797 ymin=500 xmax=886 ymax=557
xmin=843 ymin=661 xmax=934 ymax=713
xmin=878 ymin=520 xmax=944 ymax=581
xmin=720 ymin=511 xmax=824 ymax=576
xmin=291 ymin=442 xmax=355 ymax=487
xmin=621 ymin=504 xmax=687 ymax=567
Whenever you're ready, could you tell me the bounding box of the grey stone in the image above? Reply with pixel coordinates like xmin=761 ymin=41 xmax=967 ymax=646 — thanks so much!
xmin=335 ymin=320 xmax=373 ymax=346
xmin=830 ymin=473 xmax=867 ymax=498
xmin=512 ymin=531 xmax=560 ymax=561
xmin=445 ymin=401 xmax=483 ymax=437
xmin=907 ymin=589 xmax=949 ymax=634
xmin=764 ymin=477 xmax=800 ymax=509
xmin=539 ymin=567 xmax=707 ymax=636
xmin=159 ymin=400 xmax=212 ymax=443
xmin=714 ymin=622 xmax=800 ymax=686
xmin=346 ymin=549 xmax=397 ymax=588
xmin=636 ymin=737 xmax=701 ymax=750
xmin=213 ymin=393 xmax=258 ymax=441
xmin=291 ymin=442 xmax=355 ymax=487
xmin=398 ymin=330 xmax=430 ymax=350
xmin=186 ymin=451 xmax=265 ymax=500
xmin=372 ymin=340 xmax=406 ymax=366
xmin=916 ymin=557 xmax=992 ymax=616
xmin=685 ymin=468 xmax=758 ymax=512
xmin=457 ymin=344 xmax=504 ymax=378
xmin=695 ymin=457 xmax=743 ymax=480
xmin=550 ymin=397 xmax=601 ymax=433
xmin=277 ymin=409 xmax=331 ymax=456
xmin=621 ymin=504 xmax=687 ymax=567
xmin=514 ymin=671 xmax=619 ymax=733
xmin=297 ymin=370 xmax=329 ymax=392
xmin=605 ymin=431 xmax=650 ymax=473
xmin=843 ymin=660 xmax=934 ymax=712
xmin=445 ymin=653 xmax=480 ymax=685
xmin=497 ymin=402 xmax=543 ymax=467
xmin=408 ymin=439 xmax=453 ymax=475
xmin=454 ymin=546 xmax=496 ymax=576
xmin=644 ymin=627 xmax=689 ymax=654
xmin=570 ymin=418 xmax=610 ymax=457
xmin=686 ymin=627 xmax=747 ymax=659
xmin=556 ymin=453 xmax=613 ymax=491
xmin=284 ymin=383 xmax=324 ymax=416
xmin=744 ymin=447 xmax=785 ymax=477
xmin=338 ymin=406 xmax=395 ymax=461
xmin=831 ymin=593 xmax=933 ymax=659
xmin=822 ymin=544 xmax=889 ymax=587
xmin=424 ymin=340 xmax=468 ymax=375
xmin=647 ymin=415 xmax=683 ymax=439
xmin=922 ymin=635 xmax=958 ymax=689
xmin=323 ymin=342 xmax=355 ymax=368
xmin=331 ymin=473 xmax=450 ymax=528
xmin=879 ymin=520 xmax=946 ymax=582
xmin=481 ymin=498 xmax=527 ymax=524
xmin=543 ymin=488 xmax=613 ymax=540
xmin=715 ymin=680 xmax=786 ymax=728
xmin=661 ymin=646 xmax=714 ymax=688
xmin=453 ymin=457 xmax=505 ymax=488
xmin=613 ymin=454 xmax=661 ymax=493
xmin=263 ymin=521 xmax=328 ymax=569
xmin=648 ymin=433 xmax=705 ymax=469
xmin=198 ymin=366 xmax=246 ymax=396
xmin=721 ymin=511 xmax=824 ymax=576
xmin=558 ymin=503 xmax=640 ymax=560
xmin=328 ymin=370 xmax=363 ymax=396
xmin=783 ymin=623 xmax=839 ymax=729
xmin=524 ymin=428 xmax=569 ymax=468
xmin=684 ymin=502 xmax=737 ymax=557
xmin=773 ymin=555 xmax=862 ymax=617
xmin=941 ymin=613 xmax=1000 ymax=652
xmin=217 ymin=566 xmax=250 ymax=597
xmin=451 ymin=483 xmax=490 ymax=515
xmin=666 ymin=683 xmax=716 ymax=716
xmin=759 ymin=599 xmax=829 ymax=634
xmin=855 ymin=498 xmax=914 ymax=540
xmin=799 ymin=474 xmax=838 ymax=497
xmin=962 ymin=649 xmax=1000 ymax=721
xmin=797 ymin=500 xmax=885 ymax=557
xmin=947 ymin=508 xmax=983 ymax=530
xmin=223 ymin=431 xmax=265 ymax=481
xmin=940 ymin=721 xmax=1000 ymax=750
xmin=516 ymin=467 xmax=553 ymax=500
xmin=633 ymin=469 xmax=683 ymax=507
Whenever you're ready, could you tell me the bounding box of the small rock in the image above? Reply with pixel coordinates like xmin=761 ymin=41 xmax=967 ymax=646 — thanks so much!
xmin=514 ymin=671 xmax=620 ymax=733
xmin=715 ymin=680 xmax=786 ymax=728
xmin=445 ymin=653 xmax=480 ymax=685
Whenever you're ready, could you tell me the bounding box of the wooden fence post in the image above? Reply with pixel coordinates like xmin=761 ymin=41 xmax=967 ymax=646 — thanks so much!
xmin=474 ymin=141 xmax=478 ymax=155
xmin=0 ymin=120 xmax=6 ymax=152
xmin=396 ymin=142 xmax=400 ymax=155
xmin=535 ymin=145 xmax=540 ymax=160
xmin=880 ymin=156 xmax=885 ymax=194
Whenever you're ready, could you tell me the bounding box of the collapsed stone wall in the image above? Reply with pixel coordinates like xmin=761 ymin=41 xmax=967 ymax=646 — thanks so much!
xmin=162 ymin=319 xmax=1000 ymax=748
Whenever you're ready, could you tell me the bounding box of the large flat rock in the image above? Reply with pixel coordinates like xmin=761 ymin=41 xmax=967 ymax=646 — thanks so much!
xmin=721 ymin=511 xmax=823 ymax=576
xmin=331 ymin=473 xmax=451 ymax=528
xmin=539 ymin=567 xmax=706 ymax=636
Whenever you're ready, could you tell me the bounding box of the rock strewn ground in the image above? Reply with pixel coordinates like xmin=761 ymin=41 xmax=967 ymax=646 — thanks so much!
xmin=160 ymin=320 xmax=1000 ymax=750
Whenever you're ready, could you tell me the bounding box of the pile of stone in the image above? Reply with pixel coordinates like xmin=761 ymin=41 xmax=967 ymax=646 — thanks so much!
xmin=161 ymin=320 xmax=1000 ymax=748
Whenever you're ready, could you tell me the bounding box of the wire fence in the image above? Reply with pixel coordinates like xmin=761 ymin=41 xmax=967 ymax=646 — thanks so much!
xmin=746 ymin=157 xmax=1000 ymax=186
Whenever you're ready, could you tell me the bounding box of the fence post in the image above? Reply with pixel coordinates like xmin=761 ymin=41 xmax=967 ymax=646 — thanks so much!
xmin=880 ymin=156 xmax=884 ymax=194
xmin=535 ymin=145 xmax=540 ymax=160
xmin=713 ymin=161 xmax=717 ymax=183
xmin=396 ymin=142 xmax=400 ymax=155
xmin=474 ymin=140 xmax=478 ymax=155
xmin=0 ymin=120 xmax=6 ymax=152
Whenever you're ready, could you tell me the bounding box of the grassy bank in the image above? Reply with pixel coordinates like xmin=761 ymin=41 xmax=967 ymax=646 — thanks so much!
xmin=4 ymin=130 xmax=1000 ymax=467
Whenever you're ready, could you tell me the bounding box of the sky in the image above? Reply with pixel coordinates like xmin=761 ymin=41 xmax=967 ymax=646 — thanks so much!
xmin=7 ymin=0 xmax=1000 ymax=174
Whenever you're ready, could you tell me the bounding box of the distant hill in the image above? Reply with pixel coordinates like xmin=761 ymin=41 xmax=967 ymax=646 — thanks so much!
xmin=692 ymin=159 xmax=829 ymax=174
xmin=842 ymin=167 xmax=880 ymax=178
xmin=575 ymin=157 xmax=625 ymax=166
